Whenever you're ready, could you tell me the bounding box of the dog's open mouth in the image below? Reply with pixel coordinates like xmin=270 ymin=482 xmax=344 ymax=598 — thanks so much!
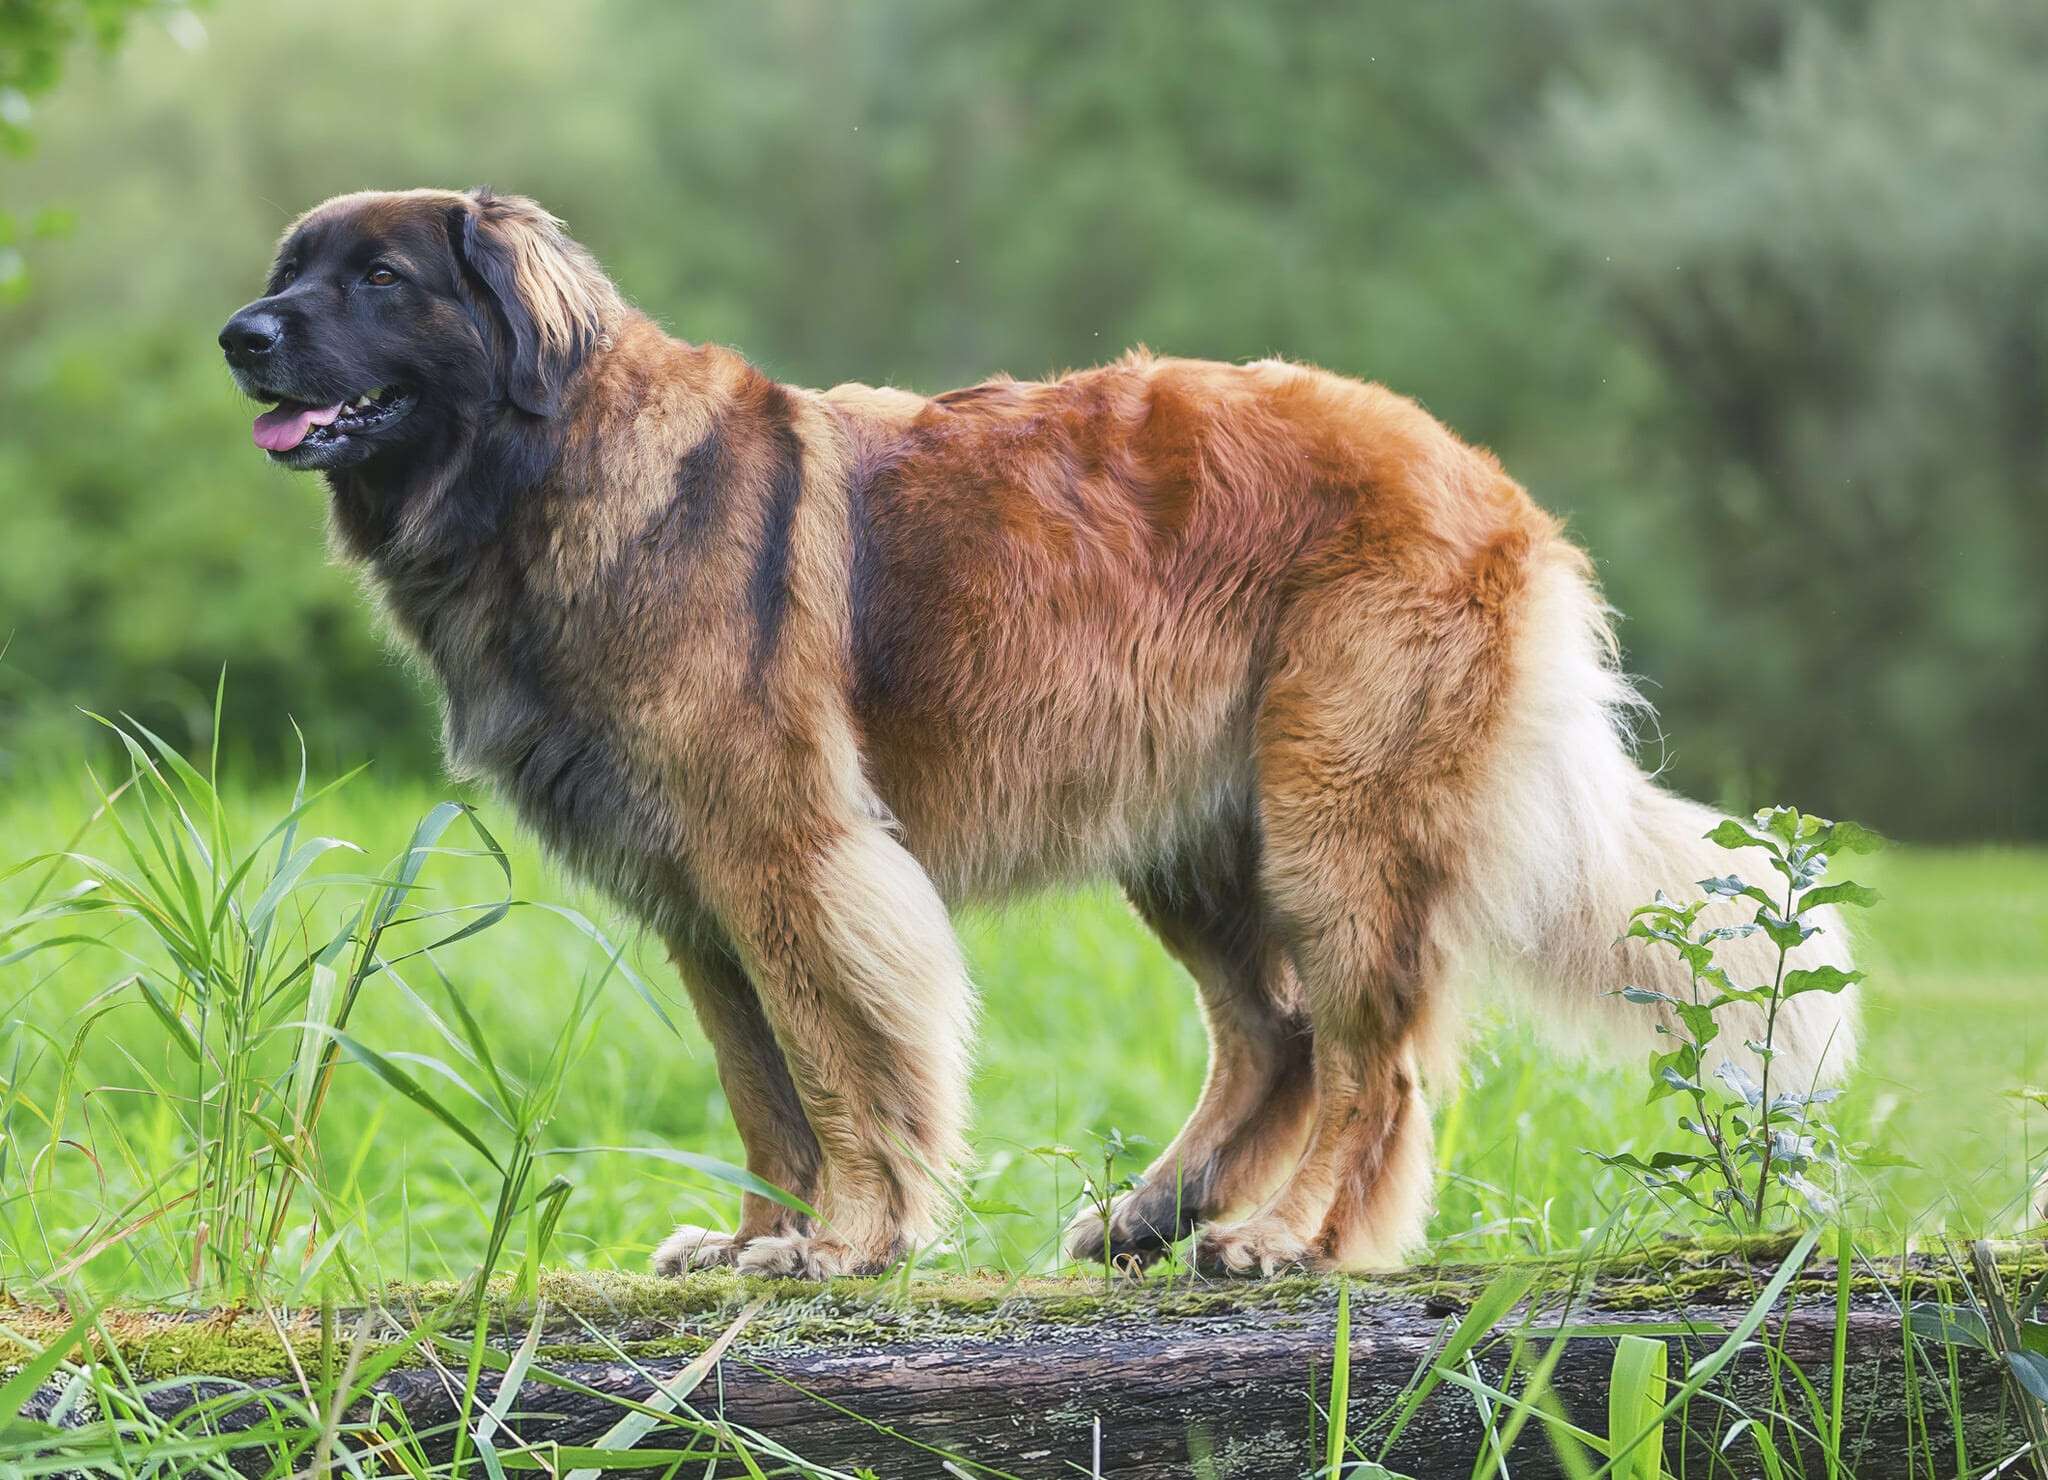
xmin=251 ymin=385 xmax=412 ymax=454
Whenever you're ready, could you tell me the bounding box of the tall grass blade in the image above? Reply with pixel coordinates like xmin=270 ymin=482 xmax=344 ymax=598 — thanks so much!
xmin=1606 ymin=1335 xmax=1667 ymax=1480
xmin=1325 ymin=1278 xmax=1351 ymax=1477
xmin=1376 ymin=1266 xmax=1537 ymax=1461
xmin=0 ymin=1303 xmax=100 ymax=1420
xmin=1829 ymin=1222 xmax=1852 ymax=1477
xmin=311 ymin=1027 xmax=505 ymax=1171
xmin=1718 ymin=1418 xmax=1788 ymax=1480
xmin=564 ymin=1297 xmax=766 ymax=1480
xmin=1480 ymin=1331 xmax=1573 ymax=1468
xmin=1588 ymin=1228 xmax=1821 ymax=1480
xmin=473 ymin=1303 xmax=549 ymax=1478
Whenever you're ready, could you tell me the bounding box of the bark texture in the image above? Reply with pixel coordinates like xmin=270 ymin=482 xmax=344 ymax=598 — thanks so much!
xmin=29 ymin=1244 xmax=2043 ymax=1478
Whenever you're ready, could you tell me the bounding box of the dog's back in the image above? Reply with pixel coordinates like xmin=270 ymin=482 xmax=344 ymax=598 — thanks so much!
xmin=836 ymin=353 xmax=1549 ymax=900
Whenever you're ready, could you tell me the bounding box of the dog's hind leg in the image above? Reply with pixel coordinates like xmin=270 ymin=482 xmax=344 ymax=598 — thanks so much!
xmin=1190 ymin=540 xmax=1523 ymax=1275
xmin=1192 ymin=777 xmax=1450 ymax=1276
xmin=652 ymin=931 xmax=821 ymax=1275
xmin=1064 ymin=825 xmax=1316 ymax=1270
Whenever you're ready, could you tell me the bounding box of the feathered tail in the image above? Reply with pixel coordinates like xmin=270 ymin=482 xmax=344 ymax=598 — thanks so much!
xmin=1446 ymin=546 xmax=1858 ymax=1089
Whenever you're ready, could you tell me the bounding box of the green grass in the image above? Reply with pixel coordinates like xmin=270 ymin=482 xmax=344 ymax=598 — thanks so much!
xmin=1 ymin=766 xmax=2042 ymax=1305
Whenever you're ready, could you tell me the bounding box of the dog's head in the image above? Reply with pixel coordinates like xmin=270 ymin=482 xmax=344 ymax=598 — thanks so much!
xmin=219 ymin=188 xmax=616 ymax=472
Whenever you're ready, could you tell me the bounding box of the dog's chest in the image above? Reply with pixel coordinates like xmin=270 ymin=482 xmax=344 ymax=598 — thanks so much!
xmin=403 ymin=574 xmax=690 ymax=925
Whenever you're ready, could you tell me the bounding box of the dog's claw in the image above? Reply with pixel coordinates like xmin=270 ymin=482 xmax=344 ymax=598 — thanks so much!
xmin=1191 ymin=1219 xmax=1320 ymax=1279
xmin=652 ymin=1224 xmax=745 ymax=1276
xmin=1062 ymin=1189 xmax=1186 ymax=1271
xmin=733 ymin=1234 xmax=887 ymax=1280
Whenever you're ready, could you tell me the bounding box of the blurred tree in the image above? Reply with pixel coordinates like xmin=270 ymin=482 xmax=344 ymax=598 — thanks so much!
xmin=1530 ymin=0 xmax=2048 ymax=837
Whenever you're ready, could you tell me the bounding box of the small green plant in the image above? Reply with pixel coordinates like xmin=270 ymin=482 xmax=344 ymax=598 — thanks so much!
xmin=1589 ymin=806 xmax=1882 ymax=1236
xmin=1035 ymin=1126 xmax=1150 ymax=1285
xmin=1906 ymin=1240 xmax=2048 ymax=1472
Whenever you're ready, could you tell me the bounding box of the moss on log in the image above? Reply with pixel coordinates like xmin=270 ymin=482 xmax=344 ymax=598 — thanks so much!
xmin=10 ymin=1239 xmax=2041 ymax=1478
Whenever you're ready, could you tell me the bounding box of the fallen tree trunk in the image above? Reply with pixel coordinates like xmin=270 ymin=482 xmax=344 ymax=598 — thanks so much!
xmin=21 ymin=1241 xmax=2043 ymax=1478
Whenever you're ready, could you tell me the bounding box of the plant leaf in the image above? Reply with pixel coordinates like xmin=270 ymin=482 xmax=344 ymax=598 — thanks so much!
xmin=1757 ymin=807 xmax=1803 ymax=845
xmin=1797 ymin=880 xmax=1881 ymax=912
xmin=1705 ymin=819 xmax=1769 ymax=853
xmin=308 ymin=1026 xmax=504 ymax=1172
xmin=1810 ymin=820 xmax=1886 ymax=856
xmin=1782 ymin=965 xmax=1866 ymax=997
xmin=961 ymin=1197 xmax=1031 ymax=1217
xmin=2004 ymin=1349 xmax=2048 ymax=1402
xmin=1700 ymin=874 xmax=1775 ymax=909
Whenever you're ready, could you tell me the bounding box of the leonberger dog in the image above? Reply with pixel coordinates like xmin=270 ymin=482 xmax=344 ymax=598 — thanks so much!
xmin=220 ymin=188 xmax=1856 ymax=1278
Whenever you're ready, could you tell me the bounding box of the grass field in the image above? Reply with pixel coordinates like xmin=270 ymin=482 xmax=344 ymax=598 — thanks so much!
xmin=2 ymin=762 xmax=2042 ymax=1305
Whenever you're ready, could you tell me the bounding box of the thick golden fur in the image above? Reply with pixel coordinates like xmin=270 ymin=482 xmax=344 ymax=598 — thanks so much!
xmin=229 ymin=191 xmax=1858 ymax=1277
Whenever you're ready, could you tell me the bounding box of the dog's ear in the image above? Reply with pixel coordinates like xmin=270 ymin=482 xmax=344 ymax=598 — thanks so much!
xmin=454 ymin=189 xmax=617 ymax=418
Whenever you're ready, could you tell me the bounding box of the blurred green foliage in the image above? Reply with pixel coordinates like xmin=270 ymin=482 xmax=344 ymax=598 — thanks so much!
xmin=0 ymin=0 xmax=185 ymax=152
xmin=0 ymin=0 xmax=194 ymax=289
xmin=2 ymin=0 xmax=2042 ymax=837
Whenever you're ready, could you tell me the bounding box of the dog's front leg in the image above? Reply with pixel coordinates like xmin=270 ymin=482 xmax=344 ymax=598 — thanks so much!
xmin=701 ymin=817 xmax=975 ymax=1278
xmin=653 ymin=931 xmax=822 ymax=1274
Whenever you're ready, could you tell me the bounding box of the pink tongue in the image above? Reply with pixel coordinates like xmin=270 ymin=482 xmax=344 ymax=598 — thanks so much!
xmin=252 ymin=401 xmax=344 ymax=452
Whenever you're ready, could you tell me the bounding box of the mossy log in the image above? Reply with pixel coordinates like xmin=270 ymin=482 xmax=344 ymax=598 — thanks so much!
xmin=17 ymin=1241 xmax=2041 ymax=1478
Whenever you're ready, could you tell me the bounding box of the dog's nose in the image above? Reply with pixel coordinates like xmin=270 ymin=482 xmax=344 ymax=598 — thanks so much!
xmin=219 ymin=310 xmax=284 ymax=365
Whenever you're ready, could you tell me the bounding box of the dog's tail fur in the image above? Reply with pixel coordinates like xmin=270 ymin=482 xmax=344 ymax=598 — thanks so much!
xmin=1444 ymin=544 xmax=1858 ymax=1089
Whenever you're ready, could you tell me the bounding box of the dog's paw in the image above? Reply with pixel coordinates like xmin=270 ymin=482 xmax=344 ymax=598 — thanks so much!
xmin=733 ymin=1234 xmax=887 ymax=1280
xmin=652 ymin=1224 xmax=741 ymax=1276
xmin=1192 ymin=1218 xmax=1318 ymax=1279
xmin=1062 ymin=1189 xmax=1186 ymax=1272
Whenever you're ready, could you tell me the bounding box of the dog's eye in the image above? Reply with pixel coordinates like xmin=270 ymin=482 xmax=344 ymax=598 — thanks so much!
xmin=275 ymin=263 xmax=298 ymax=288
xmin=364 ymin=264 xmax=400 ymax=287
